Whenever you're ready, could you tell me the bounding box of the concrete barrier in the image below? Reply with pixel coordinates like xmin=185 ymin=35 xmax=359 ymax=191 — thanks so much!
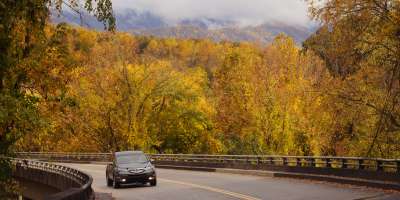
xmin=11 ymin=159 xmax=94 ymax=200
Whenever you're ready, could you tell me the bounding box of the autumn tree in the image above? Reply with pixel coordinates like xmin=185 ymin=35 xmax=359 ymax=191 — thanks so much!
xmin=305 ymin=0 xmax=400 ymax=157
xmin=0 ymin=0 xmax=114 ymax=197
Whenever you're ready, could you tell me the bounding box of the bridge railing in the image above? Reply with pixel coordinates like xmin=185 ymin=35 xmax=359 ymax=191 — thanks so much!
xmin=15 ymin=152 xmax=400 ymax=173
xmin=16 ymin=152 xmax=111 ymax=162
xmin=151 ymin=154 xmax=400 ymax=172
xmin=11 ymin=158 xmax=94 ymax=200
xmin=14 ymin=152 xmax=400 ymax=191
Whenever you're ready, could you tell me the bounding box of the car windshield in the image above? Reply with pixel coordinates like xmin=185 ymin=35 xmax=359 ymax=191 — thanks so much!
xmin=116 ymin=153 xmax=148 ymax=164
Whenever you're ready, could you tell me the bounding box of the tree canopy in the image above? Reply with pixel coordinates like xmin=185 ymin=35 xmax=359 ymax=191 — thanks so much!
xmin=0 ymin=1 xmax=114 ymax=197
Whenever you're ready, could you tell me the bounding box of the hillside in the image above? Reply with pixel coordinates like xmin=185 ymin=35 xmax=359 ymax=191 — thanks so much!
xmin=52 ymin=9 xmax=315 ymax=44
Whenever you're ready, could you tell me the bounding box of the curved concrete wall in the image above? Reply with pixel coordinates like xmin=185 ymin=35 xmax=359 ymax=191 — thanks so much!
xmin=12 ymin=160 xmax=94 ymax=200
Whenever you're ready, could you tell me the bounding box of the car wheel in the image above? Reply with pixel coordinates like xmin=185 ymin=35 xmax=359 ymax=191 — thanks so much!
xmin=107 ymin=176 xmax=113 ymax=187
xmin=113 ymin=178 xmax=120 ymax=188
xmin=150 ymin=178 xmax=157 ymax=186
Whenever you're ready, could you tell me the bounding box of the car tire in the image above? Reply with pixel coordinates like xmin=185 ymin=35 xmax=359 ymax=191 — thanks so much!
xmin=113 ymin=178 xmax=120 ymax=188
xmin=150 ymin=178 xmax=157 ymax=186
xmin=107 ymin=177 xmax=113 ymax=187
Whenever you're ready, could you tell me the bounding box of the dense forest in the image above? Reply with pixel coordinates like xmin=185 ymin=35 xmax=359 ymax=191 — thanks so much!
xmin=1 ymin=0 xmax=399 ymax=158
xmin=13 ymin=15 xmax=400 ymax=159
xmin=14 ymin=27 xmax=327 ymax=155
xmin=1 ymin=0 xmax=399 ymax=197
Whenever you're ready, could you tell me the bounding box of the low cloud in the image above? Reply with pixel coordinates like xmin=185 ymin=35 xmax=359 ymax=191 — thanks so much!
xmin=112 ymin=0 xmax=312 ymax=26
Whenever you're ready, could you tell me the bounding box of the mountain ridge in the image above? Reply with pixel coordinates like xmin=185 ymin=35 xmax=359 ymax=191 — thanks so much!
xmin=52 ymin=8 xmax=316 ymax=44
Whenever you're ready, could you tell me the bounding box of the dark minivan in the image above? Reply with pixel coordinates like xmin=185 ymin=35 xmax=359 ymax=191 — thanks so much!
xmin=106 ymin=151 xmax=157 ymax=188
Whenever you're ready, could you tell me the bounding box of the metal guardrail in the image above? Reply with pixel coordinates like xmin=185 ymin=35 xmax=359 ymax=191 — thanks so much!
xmin=14 ymin=152 xmax=400 ymax=191
xmin=11 ymin=158 xmax=94 ymax=200
xmin=17 ymin=152 xmax=111 ymax=162
xmin=152 ymin=154 xmax=400 ymax=172
xmin=16 ymin=152 xmax=400 ymax=173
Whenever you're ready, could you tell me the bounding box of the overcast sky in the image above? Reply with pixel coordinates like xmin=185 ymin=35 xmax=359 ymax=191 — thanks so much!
xmin=111 ymin=0 xmax=312 ymax=26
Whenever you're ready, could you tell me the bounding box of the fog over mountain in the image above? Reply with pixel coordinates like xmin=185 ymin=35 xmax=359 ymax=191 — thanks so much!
xmin=53 ymin=0 xmax=317 ymax=44
xmin=112 ymin=0 xmax=312 ymax=26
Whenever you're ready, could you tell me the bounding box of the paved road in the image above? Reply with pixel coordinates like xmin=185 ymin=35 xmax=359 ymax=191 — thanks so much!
xmin=64 ymin=163 xmax=399 ymax=200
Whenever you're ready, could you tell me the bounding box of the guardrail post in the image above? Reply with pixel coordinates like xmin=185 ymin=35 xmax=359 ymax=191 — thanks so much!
xmin=267 ymin=157 xmax=273 ymax=165
xmin=342 ymin=159 xmax=347 ymax=169
xmin=377 ymin=160 xmax=384 ymax=171
xmin=310 ymin=158 xmax=316 ymax=167
xmin=282 ymin=157 xmax=288 ymax=166
xmin=358 ymin=159 xmax=365 ymax=170
xmin=326 ymin=158 xmax=331 ymax=168
xmin=295 ymin=158 xmax=301 ymax=166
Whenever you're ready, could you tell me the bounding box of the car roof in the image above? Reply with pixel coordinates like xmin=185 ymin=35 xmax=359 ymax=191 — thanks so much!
xmin=115 ymin=151 xmax=144 ymax=156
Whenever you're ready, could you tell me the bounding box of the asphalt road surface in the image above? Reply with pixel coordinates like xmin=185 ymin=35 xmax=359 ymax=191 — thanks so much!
xmin=64 ymin=163 xmax=400 ymax=200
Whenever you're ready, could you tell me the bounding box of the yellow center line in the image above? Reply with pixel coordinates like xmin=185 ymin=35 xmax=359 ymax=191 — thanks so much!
xmin=158 ymin=178 xmax=262 ymax=200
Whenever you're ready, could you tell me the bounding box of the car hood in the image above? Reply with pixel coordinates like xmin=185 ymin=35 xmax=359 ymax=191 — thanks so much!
xmin=117 ymin=162 xmax=148 ymax=169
